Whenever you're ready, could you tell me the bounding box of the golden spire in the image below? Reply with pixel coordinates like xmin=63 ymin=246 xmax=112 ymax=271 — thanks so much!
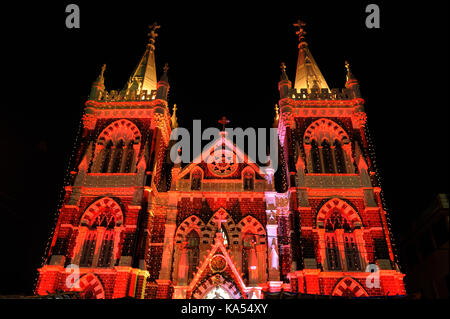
xmin=293 ymin=19 xmax=329 ymax=91
xmin=171 ymin=104 xmax=178 ymax=129
xmin=127 ymin=23 xmax=160 ymax=94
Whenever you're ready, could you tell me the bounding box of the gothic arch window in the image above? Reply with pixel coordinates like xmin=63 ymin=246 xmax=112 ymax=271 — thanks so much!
xmin=78 ymin=198 xmax=123 ymax=268
xmin=321 ymin=140 xmax=334 ymax=173
xmin=111 ymin=140 xmax=124 ymax=173
xmin=242 ymin=232 xmax=257 ymax=283
xmin=334 ymin=139 xmax=347 ymax=173
xmin=100 ymin=141 xmax=113 ymax=173
xmin=242 ymin=168 xmax=255 ymax=191
xmin=186 ymin=230 xmax=200 ymax=284
xmin=123 ymin=141 xmax=135 ymax=173
xmin=318 ymin=198 xmax=363 ymax=272
xmin=304 ymin=119 xmax=351 ymax=174
xmin=191 ymin=168 xmax=202 ymax=191
xmin=311 ymin=140 xmax=321 ymax=173
xmin=93 ymin=119 xmax=141 ymax=173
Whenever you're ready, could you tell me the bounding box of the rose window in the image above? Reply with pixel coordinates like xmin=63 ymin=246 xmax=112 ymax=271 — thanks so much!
xmin=207 ymin=150 xmax=238 ymax=176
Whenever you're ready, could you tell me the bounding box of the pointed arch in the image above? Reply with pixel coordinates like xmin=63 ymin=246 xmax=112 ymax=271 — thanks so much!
xmin=81 ymin=197 xmax=124 ymax=227
xmin=332 ymin=277 xmax=369 ymax=297
xmin=237 ymin=215 xmax=266 ymax=245
xmin=204 ymin=209 xmax=238 ymax=245
xmin=242 ymin=167 xmax=255 ymax=191
xmin=316 ymin=198 xmax=361 ymax=228
xmin=303 ymin=118 xmax=349 ymax=145
xmin=71 ymin=273 xmax=105 ymax=299
xmin=192 ymin=275 xmax=243 ymax=299
xmin=175 ymin=215 xmax=205 ymax=244
xmin=97 ymin=119 xmax=141 ymax=146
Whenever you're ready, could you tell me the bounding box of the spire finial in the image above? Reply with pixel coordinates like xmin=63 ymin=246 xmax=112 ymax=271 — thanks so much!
xmin=281 ymin=62 xmax=286 ymax=72
xmin=163 ymin=62 xmax=169 ymax=74
xmin=171 ymin=104 xmax=178 ymax=128
xmin=147 ymin=22 xmax=160 ymax=51
xmin=218 ymin=116 xmax=229 ymax=131
xmin=293 ymin=19 xmax=307 ymax=48
xmin=100 ymin=64 xmax=106 ymax=78
xmin=345 ymin=60 xmax=358 ymax=85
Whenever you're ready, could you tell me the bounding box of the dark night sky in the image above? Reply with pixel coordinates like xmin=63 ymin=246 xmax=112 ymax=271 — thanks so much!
xmin=0 ymin=1 xmax=448 ymax=295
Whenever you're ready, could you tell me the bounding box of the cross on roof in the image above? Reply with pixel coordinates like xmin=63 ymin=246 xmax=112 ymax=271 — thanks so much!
xmin=218 ymin=116 xmax=230 ymax=131
xmin=215 ymin=214 xmax=228 ymax=231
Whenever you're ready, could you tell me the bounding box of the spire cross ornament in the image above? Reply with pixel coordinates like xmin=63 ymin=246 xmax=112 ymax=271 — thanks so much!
xmin=293 ymin=19 xmax=307 ymax=47
xmin=163 ymin=63 xmax=169 ymax=73
xmin=218 ymin=116 xmax=230 ymax=131
xmin=215 ymin=214 xmax=228 ymax=232
xmin=280 ymin=62 xmax=286 ymax=72
xmin=147 ymin=22 xmax=160 ymax=51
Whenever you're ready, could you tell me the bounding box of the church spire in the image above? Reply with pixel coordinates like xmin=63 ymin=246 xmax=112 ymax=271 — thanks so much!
xmin=293 ymin=20 xmax=329 ymax=92
xmin=127 ymin=22 xmax=160 ymax=95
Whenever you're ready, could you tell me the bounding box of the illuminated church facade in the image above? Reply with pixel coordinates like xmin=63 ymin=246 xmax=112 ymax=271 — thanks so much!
xmin=35 ymin=22 xmax=406 ymax=299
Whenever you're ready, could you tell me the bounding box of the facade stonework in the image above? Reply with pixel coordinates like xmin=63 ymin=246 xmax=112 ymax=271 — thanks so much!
xmin=35 ymin=24 xmax=405 ymax=299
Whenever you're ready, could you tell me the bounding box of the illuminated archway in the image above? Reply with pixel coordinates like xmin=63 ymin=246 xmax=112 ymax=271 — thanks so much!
xmin=71 ymin=273 xmax=105 ymax=299
xmin=332 ymin=277 xmax=369 ymax=297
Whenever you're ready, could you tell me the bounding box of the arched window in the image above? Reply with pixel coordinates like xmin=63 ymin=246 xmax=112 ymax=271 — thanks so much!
xmin=334 ymin=140 xmax=347 ymax=173
xmin=304 ymin=119 xmax=351 ymax=174
xmin=97 ymin=230 xmax=114 ymax=267
xmin=321 ymin=140 xmax=334 ymax=173
xmin=242 ymin=233 xmax=257 ymax=283
xmin=325 ymin=233 xmax=341 ymax=270
xmin=186 ymin=230 xmax=200 ymax=283
xmin=100 ymin=141 xmax=113 ymax=173
xmin=122 ymin=142 xmax=135 ymax=173
xmin=93 ymin=119 xmax=141 ymax=173
xmin=324 ymin=209 xmax=361 ymax=271
xmin=191 ymin=169 xmax=202 ymax=190
xmin=111 ymin=140 xmax=124 ymax=173
xmin=78 ymin=198 xmax=123 ymax=268
xmin=344 ymin=234 xmax=362 ymax=271
xmin=311 ymin=140 xmax=321 ymax=173
xmin=80 ymin=231 xmax=97 ymax=267
xmin=243 ymin=170 xmax=254 ymax=191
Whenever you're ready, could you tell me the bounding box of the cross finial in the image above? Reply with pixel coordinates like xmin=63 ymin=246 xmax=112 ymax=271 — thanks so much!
xmin=215 ymin=213 xmax=228 ymax=231
xmin=218 ymin=116 xmax=229 ymax=131
xmin=163 ymin=63 xmax=169 ymax=73
xmin=293 ymin=19 xmax=307 ymax=47
xmin=147 ymin=22 xmax=161 ymax=51
xmin=280 ymin=62 xmax=286 ymax=72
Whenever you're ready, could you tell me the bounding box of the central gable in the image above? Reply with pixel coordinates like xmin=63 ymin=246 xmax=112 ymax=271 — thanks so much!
xmin=177 ymin=132 xmax=265 ymax=180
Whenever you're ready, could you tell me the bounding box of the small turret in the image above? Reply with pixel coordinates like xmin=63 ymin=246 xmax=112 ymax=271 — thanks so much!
xmin=345 ymin=61 xmax=361 ymax=98
xmin=89 ymin=64 xmax=106 ymax=100
xmin=278 ymin=62 xmax=292 ymax=99
xmin=156 ymin=63 xmax=170 ymax=101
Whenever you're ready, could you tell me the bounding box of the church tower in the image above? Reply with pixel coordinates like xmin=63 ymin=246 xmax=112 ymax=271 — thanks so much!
xmin=35 ymin=23 xmax=174 ymax=299
xmin=276 ymin=20 xmax=405 ymax=296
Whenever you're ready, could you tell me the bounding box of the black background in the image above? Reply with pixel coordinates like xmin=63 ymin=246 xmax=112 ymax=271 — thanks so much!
xmin=0 ymin=1 xmax=448 ymax=295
